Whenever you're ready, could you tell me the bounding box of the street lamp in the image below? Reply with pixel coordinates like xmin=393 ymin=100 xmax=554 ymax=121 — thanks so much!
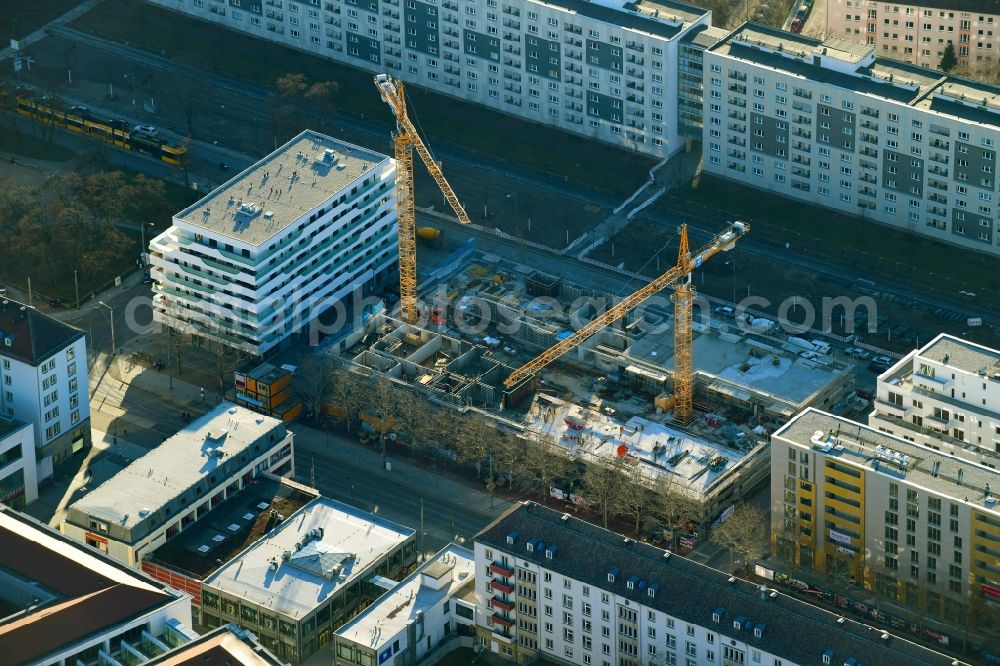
xmin=123 ymin=73 xmax=136 ymax=105
xmin=140 ymin=221 xmax=155 ymax=253
xmin=98 ymin=301 xmax=116 ymax=355
xmin=506 ymin=192 xmax=518 ymax=231
xmin=725 ymin=259 xmax=736 ymax=304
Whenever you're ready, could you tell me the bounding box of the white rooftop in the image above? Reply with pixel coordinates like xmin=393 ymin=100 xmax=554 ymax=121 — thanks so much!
xmin=202 ymin=497 xmax=415 ymax=619
xmin=526 ymin=395 xmax=758 ymax=499
xmin=335 ymin=544 xmax=475 ymax=649
xmin=68 ymin=402 xmax=288 ymax=532
xmin=174 ymin=130 xmax=389 ymax=246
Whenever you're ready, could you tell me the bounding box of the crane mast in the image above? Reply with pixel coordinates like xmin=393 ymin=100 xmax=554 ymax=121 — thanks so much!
xmin=503 ymin=222 xmax=748 ymax=423
xmin=374 ymin=73 xmax=472 ymax=324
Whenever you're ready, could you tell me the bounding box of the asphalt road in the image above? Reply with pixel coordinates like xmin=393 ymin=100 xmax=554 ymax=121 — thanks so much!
xmin=292 ymin=431 xmax=511 ymax=556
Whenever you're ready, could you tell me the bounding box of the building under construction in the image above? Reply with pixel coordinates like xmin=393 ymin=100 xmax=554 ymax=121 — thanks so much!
xmin=331 ymin=252 xmax=855 ymax=523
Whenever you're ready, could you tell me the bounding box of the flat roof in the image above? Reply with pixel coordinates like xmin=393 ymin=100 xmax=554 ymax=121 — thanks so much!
xmin=146 ymin=625 xmax=285 ymax=666
xmin=0 ymin=507 xmax=179 ymax=665
xmin=148 ymin=480 xmax=315 ymax=578
xmin=0 ymin=416 xmax=29 ymax=440
xmin=478 ymin=502 xmax=961 ymax=666
xmin=202 ymin=497 xmax=415 ymax=619
xmin=681 ymin=23 xmax=729 ymax=48
xmin=712 ymin=23 xmax=1000 ymax=128
xmin=917 ymin=333 xmax=1000 ymax=375
xmin=335 ymin=544 xmax=475 ymax=648
xmin=626 ymin=328 xmax=846 ymax=405
xmin=68 ymin=402 xmax=288 ymax=533
xmin=774 ymin=408 xmax=999 ymax=510
xmin=526 ymin=395 xmax=755 ymax=499
xmin=529 ymin=0 xmax=707 ymax=40
xmin=174 ymin=130 xmax=389 ymax=246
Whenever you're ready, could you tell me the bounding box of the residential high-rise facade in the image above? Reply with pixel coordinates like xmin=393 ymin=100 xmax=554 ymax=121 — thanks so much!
xmin=771 ymin=408 xmax=1000 ymax=627
xmin=0 ymin=298 xmax=91 ymax=484
xmin=145 ymin=0 xmax=717 ymax=159
xmin=870 ymin=332 xmax=1000 ymax=464
xmin=474 ymin=500 xmax=964 ymax=665
xmin=0 ymin=417 xmax=36 ymax=508
xmin=825 ymin=0 xmax=1000 ymax=71
xmin=149 ymin=130 xmax=396 ymax=356
xmin=702 ymin=24 xmax=1000 ymax=255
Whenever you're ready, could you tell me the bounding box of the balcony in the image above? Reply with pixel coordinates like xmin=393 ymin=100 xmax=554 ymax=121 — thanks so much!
xmin=492 ymin=612 xmax=515 ymax=628
xmin=792 ymin=156 xmax=811 ymax=166
xmin=728 ymin=111 xmax=746 ymax=121
xmin=860 ymin=147 xmax=878 ymax=158
xmin=928 ymin=165 xmax=949 ymax=177
xmin=490 ymin=579 xmax=514 ymax=595
xmin=930 ymin=139 xmax=950 ymax=150
xmin=490 ymin=561 xmax=515 ymax=577
xmin=729 ymin=72 xmax=747 ymax=81
xmin=929 ymin=154 xmax=949 ymax=165
xmin=861 ymin=121 xmax=879 ymax=130
xmin=491 ymin=596 xmax=515 ymax=611
xmin=728 ymin=84 xmax=747 ymax=94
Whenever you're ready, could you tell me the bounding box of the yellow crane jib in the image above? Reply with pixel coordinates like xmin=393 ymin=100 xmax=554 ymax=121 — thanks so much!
xmin=374 ymin=73 xmax=472 ymax=324
xmin=502 ymin=222 xmax=749 ymax=409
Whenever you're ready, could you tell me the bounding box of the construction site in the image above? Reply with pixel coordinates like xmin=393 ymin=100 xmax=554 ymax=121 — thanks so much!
xmin=328 ymin=75 xmax=857 ymax=524
xmin=331 ymin=249 xmax=856 ymax=522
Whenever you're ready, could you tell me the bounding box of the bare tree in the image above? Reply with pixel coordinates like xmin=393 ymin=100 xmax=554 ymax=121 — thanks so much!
xmin=522 ymin=440 xmax=569 ymax=495
xmin=367 ymin=376 xmax=405 ymax=464
xmin=328 ymin=367 xmax=369 ymax=433
xmin=709 ymin=503 xmax=767 ymax=575
xmin=618 ymin=461 xmax=659 ymax=536
xmin=294 ymin=355 xmax=337 ymax=418
xmin=493 ymin=433 xmax=527 ymax=491
xmin=581 ymin=456 xmax=630 ymax=528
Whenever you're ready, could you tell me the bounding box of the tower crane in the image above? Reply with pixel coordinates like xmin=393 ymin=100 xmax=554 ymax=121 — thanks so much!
xmin=374 ymin=73 xmax=472 ymax=324
xmin=503 ymin=222 xmax=748 ymax=423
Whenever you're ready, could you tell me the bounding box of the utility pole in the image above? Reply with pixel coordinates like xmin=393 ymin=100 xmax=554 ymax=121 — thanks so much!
xmin=419 ymin=497 xmax=424 ymax=561
xmin=167 ymin=326 xmax=174 ymax=389
xmin=74 ymin=270 xmax=79 ymax=309
xmin=26 ymin=277 xmax=32 ymax=307
xmin=310 ymin=457 xmax=316 ymax=488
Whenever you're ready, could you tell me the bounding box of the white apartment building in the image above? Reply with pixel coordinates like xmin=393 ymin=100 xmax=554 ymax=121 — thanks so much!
xmin=61 ymin=402 xmax=295 ymax=568
xmin=871 ymin=333 xmax=1000 ymax=464
xmin=149 ymin=130 xmax=396 ymax=356
xmin=333 ymin=544 xmax=477 ymax=666
xmin=826 ymin=0 xmax=1000 ymax=70
xmin=0 ymin=417 xmax=37 ymax=508
xmin=702 ymin=24 xmax=1000 ymax=255
xmin=474 ymin=500 xmax=963 ymax=666
xmin=0 ymin=298 xmax=91 ymax=482
xmin=772 ymin=408 xmax=1000 ymax=625
xmin=145 ymin=0 xmax=716 ymax=159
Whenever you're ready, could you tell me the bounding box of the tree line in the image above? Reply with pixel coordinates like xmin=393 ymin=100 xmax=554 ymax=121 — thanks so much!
xmin=293 ymin=356 xmax=749 ymax=544
xmin=0 ymin=171 xmax=173 ymax=297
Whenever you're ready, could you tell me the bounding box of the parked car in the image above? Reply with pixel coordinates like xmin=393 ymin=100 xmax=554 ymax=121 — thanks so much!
xmin=800 ymin=350 xmax=820 ymax=360
xmin=868 ymin=355 xmax=893 ymax=372
xmin=845 ymin=346 xmax=871 ymax=359
xmin=810 ymin=339 xmax=832 ymax=355
xmin=133 ymin=124 xmax=158 ymax=135
xmin=790 ymin=18 xmax=803 ymax=32
xmin=795 ymin=5 xmax=808 ymax=19
xmin=714 ymin=305 xmax=736 ymax=319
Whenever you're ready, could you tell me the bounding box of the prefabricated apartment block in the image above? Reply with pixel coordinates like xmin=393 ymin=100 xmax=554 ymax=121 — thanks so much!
xmin=703 ymin=24 xmax=1000 ymax=254
xmin=145 ymin=0 xmax=720 ymax=158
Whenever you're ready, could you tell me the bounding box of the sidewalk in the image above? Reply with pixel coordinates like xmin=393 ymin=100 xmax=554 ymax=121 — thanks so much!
xmin=112 ymin=352 xmax=510 ymax=522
